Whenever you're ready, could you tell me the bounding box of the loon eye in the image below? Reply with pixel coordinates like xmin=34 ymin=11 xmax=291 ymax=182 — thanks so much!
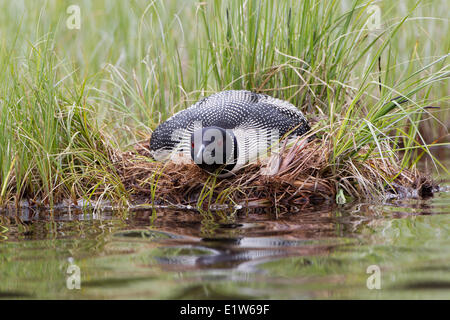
xmin=191 ymin=141 xmax=194 ymax=148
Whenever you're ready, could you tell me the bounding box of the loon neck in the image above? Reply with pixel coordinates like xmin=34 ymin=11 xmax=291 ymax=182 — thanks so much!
xmin=190 ymin=126 xmax=238 ymax=175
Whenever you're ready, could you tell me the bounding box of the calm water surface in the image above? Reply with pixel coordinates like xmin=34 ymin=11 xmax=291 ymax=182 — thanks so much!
xmin=0 ymin=171 xmax=449 ymax=299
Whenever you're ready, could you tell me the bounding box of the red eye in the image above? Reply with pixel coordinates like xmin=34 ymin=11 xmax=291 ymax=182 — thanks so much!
xmin=191 ymin=142 xmax=194 ymax=148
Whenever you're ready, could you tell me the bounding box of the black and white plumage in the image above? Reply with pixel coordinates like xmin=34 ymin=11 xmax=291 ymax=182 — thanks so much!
xmin=149 ymin=90 xmax=310 ymax=176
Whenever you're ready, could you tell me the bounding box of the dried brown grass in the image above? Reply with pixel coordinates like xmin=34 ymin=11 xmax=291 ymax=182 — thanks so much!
xmin=113 ymin=135 xmax=435 ymax=209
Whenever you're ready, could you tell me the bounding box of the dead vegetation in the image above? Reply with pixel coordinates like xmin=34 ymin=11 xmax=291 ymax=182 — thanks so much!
xmin=113 ymin=134 xmax=436 ymax=209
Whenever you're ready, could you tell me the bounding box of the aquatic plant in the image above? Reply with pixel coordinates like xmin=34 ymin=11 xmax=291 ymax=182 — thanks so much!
xmin=0 ymin=0 xmax=448 ymax=209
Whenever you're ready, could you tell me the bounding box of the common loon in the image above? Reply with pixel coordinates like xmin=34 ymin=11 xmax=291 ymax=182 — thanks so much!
xmin=149 ymin=90 xmax=310 ymax=176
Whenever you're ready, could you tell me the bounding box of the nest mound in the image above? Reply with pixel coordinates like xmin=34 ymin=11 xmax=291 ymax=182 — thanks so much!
xmin=114 ymin=139 xmax=435 ymax=208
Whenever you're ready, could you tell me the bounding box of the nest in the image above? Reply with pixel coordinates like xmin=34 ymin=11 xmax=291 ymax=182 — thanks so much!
xmin=113 ymin=137 xmax=436 ymax=209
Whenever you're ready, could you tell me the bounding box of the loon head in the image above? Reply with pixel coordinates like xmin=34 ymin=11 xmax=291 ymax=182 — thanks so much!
xmin=190 ymin=126 xmax=238 ymax=175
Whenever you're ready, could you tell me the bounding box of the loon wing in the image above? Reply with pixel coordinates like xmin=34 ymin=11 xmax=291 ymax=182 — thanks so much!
xmin=149 ymin=90 xmax=310 ymax=161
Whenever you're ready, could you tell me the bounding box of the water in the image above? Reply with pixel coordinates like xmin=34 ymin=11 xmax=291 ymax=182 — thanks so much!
xmin=0 ymin=179 xmax=449 ymax=299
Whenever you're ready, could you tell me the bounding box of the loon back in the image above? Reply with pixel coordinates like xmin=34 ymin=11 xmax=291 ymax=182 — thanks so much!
xmin=149 ymin=90 xmax=310 ymax=166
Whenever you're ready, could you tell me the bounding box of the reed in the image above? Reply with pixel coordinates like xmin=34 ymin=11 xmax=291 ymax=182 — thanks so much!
xmin=0 ymin=0 xmax=448 ymax=208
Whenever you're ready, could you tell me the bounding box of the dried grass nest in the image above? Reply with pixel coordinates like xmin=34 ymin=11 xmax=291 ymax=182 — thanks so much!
xmin=114 ymin=137 xmax=436 ymax=208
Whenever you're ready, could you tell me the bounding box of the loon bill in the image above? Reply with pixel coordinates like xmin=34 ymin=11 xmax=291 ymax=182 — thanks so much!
xmin=149 ymin=90 xmax=311 ymax=177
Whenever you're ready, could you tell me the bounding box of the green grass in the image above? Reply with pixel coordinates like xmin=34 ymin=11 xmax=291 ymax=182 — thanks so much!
xmin=0 ymin=0 xmax=448 ymax=207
